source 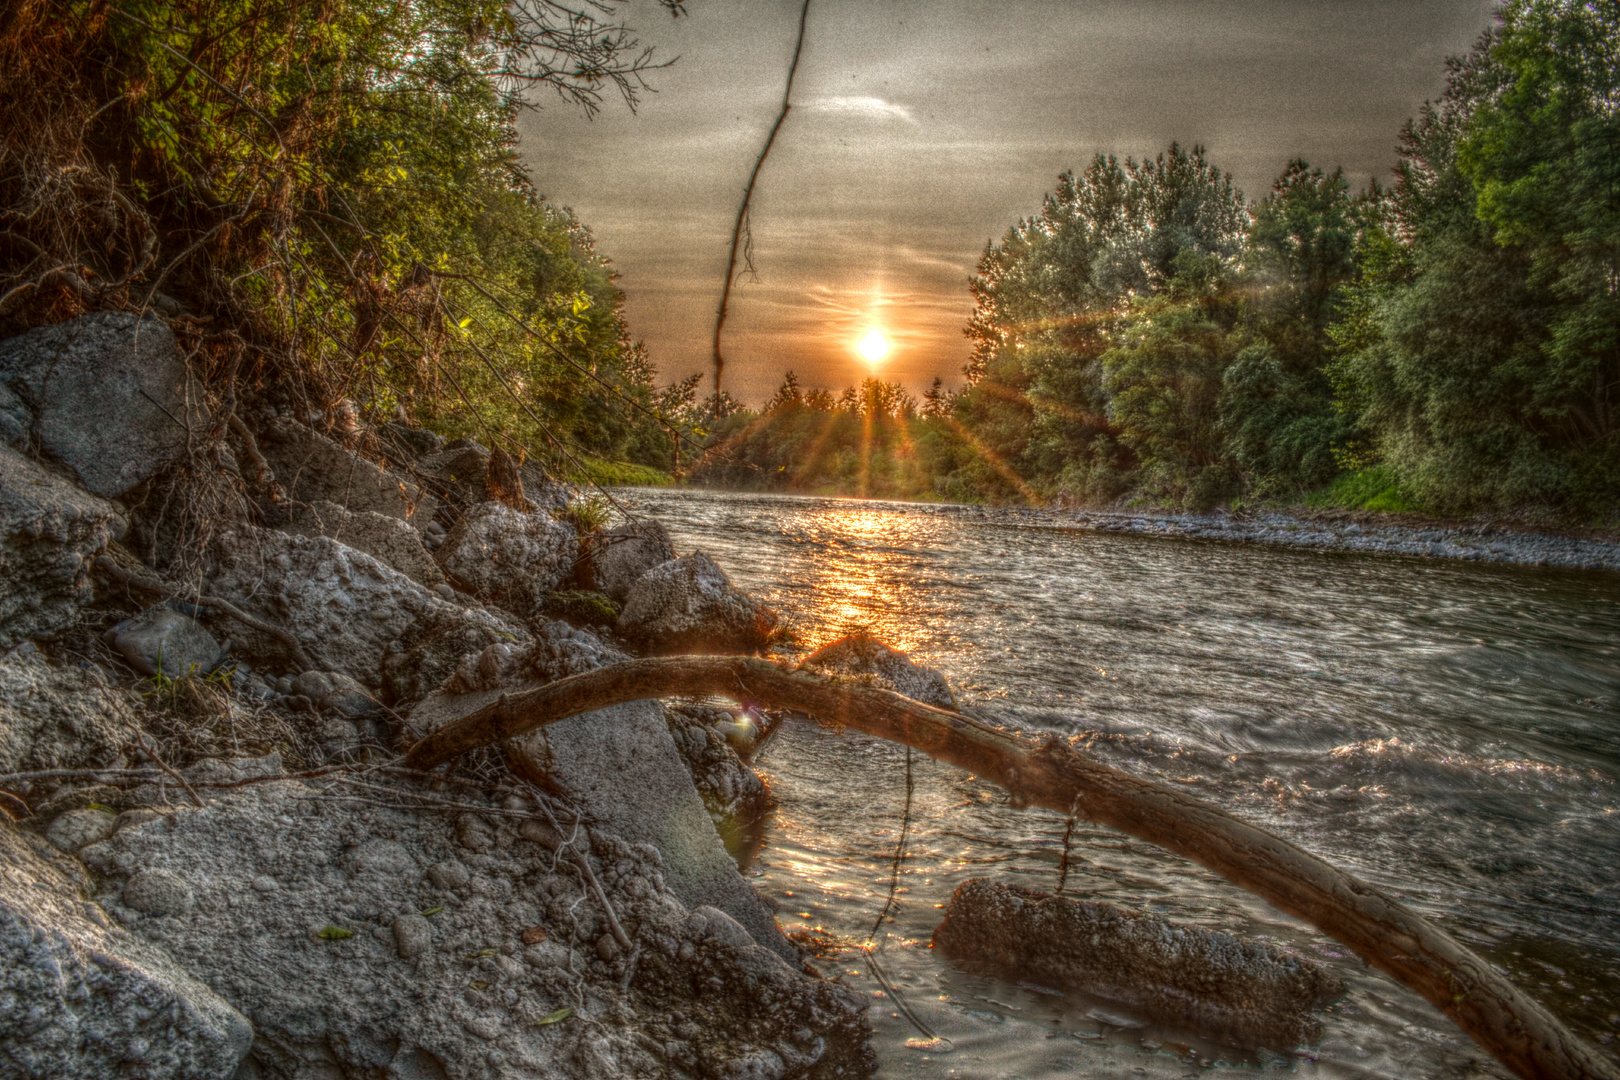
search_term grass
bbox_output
[570,458,675,488]
[1306,467,1416,514]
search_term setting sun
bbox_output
[857,329,889,363]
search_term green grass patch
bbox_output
[1307,467,1416,513]
[569,459,674,488]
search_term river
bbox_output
[613,487,1620,1079]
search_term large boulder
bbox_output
[75,775,872,1080]
[664,704,774,863]
[435,501,577,616]
[281,499,443,587]
[0,312,205,499]
[616,552,779,655]
[0,819,252,1079]
[585,518,676,603]
[256,417,432,522]
[0,445,124,647]
[933,879,1345,1049]
[802,633,956,709]
[206,527,526,688]
[0,646,142,775]
[418,440,572,514]
[408,622,795,960]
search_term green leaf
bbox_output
[318,925,353,940]
[535,1007,573,1027]
[466,948,498,959]
[422,905,445,917]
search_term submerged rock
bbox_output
[0,818,252,1079]
[616,552,779,655]
[0,312,205,499]
[932,878,1345,1049]
[75,774,871,1080]
[409,622,795,960]
[0,445,124,648]
[802,633,955,709]
[664,704,775,864]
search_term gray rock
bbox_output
[78,776,871,1080]
[281,500,443,587]
[665,704,774,861]
[0,646,142,774]
[418,444,573,513]
[380,619,520,706]
[409,622,796,960]
[616,552,780,655]
[0,819,251,1079]
[46,808,118,853]
[435,502,577,616]
[205,527,526,689]
[802,633,956,709]
[256,417,432,522]
[108,604,223,678]
[121,868,195,916]
[933,878,1345,1049]
[0,312,206,498]
[0,444,124,648]
[394,913,433,958]
[586,519,676,603]
[380,421,444,459]
[0,380,28,448]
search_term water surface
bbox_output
[616,488,1620,1078]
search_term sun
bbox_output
[858,329,889,363]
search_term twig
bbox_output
[712,0,811,393]
[136,734,205,807]
[94,555,317,673]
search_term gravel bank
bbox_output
[1040,507,1620,572]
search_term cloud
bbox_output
[802,96,916,123]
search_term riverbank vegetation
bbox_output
[679,1,1618,523]
[1,0,689,478]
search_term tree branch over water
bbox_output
[405,655,1620,1080]
[712,0,811,394]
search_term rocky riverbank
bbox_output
[0,311,872,1080]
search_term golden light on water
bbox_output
[857,329,889,364]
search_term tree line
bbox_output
[676,1,1618,520]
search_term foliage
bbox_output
[0,0,690,478]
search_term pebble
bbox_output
[393,913,433,959]
[121,869,195,916]
[427,858,471,890]
[47,808,118,852]
[251,876,279,893]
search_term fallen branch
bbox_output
[94,554,316,673]
[404,655,1619,1080]
[135,733,204,808]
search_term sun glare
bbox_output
[858,330,889,363]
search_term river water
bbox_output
[614,488,1620,1079]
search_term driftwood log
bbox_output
[403,656,1620,1080]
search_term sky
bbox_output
[517,0,1504,408]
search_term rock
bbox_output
[380,618,521,706]
[255,416,432,522]
[0,445,124,648]
[290,669,375,717]
[45,808,118,853]
[434,501,577,617]
[665,704,774,863]
[379,421,445,459]
[0,646,142,775]
[205,526,526,689]
[932,879,1345,1049]
[120,868,195,917]
[419,443,573,514]
[77,776,871,1080]
[393,913,433,958]
[107,603,223,678]
[616,552,780,655]
[0,380,28,448]
[0,312,205,499]
[281,500,443,587]
[409,622,796,960]
[0,819,252,1079]
[802,633,956,709]
[585,519,676,603]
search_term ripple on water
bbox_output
[617,488,1620,1077]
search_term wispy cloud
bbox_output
[802,96,916,123]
